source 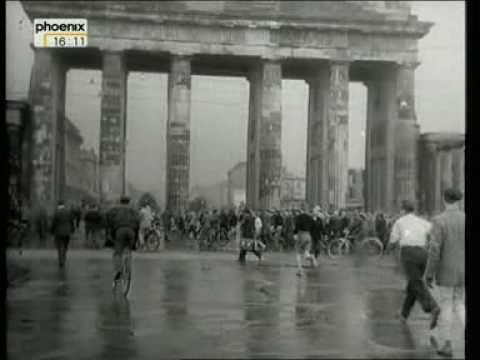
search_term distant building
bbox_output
[280,169,306,209]
[79,148,100,199]
[64,118,100,204]
[227,162,247,207]
[191,181,229,209]
[226,162,306,209]
[347,168,364,209]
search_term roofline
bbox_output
[21,2,433,38]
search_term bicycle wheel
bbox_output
[120,251,132,297]
[328,239,349,259]
[145,231,160,252]
[361,237,384,258]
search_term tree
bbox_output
[189,196,207,212]
[137,192,159,211]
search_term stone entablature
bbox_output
[23,1,431,64]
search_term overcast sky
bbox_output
[6,1,465,197]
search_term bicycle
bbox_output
[113,247,132,297]
[360,236,384,258]
[328,231,384,259]
[327,232,352,259]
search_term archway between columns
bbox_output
[190,75,249,209]
[347,82,367,210]
[282,79,309,209]
[65,69,102,205]
[125,72,167,208]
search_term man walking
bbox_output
[311,206,325,259]
[50,200,75,268]
[425,188,465,358]
[84,204,103,248]
[388,200,441,328]
[294,205,317,276]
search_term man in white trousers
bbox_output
[425,188,465,358]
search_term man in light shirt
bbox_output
[388,200,440,329]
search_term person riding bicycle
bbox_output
[106,196,140,285]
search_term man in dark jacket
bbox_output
[425,188,465,357]
[84,204,103,248]
[50,200,75,268]
[106,196,140,283]
[311,206,326,259]
[375,213,389,248]
[238,209,262,264]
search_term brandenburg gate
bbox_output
[22,1,432,213]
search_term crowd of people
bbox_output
[159,206,397,253]
[10,195,399,256]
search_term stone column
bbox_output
[365,65,400,213]
[455,147,465,210]
[440,149,453,194]
[305,67,329,208]
[326,61,350,209]
[422,141,440,216]
[452,147,465,195]
[246,60,282,210]
[433,150,443,214]
[393,62,419,211]
[246,66,261,209]
[364,81,374,212]
[6,104,24,206]
[258,60,282,209]
[28,48,67,211]
[166,55,191,211]
[99,51,127,204]
[305,79,314,206]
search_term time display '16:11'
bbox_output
[51,35,87,48]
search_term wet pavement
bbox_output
[7,249,464,359]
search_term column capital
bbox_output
[328,59,351,67]
[170,53,193,61]
[102,50,126,57]
[260,53,283,62]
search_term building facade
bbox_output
[347,168,364,209]
[63,118,101,203]
[227,162,247,207]
[280,175,306,209]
